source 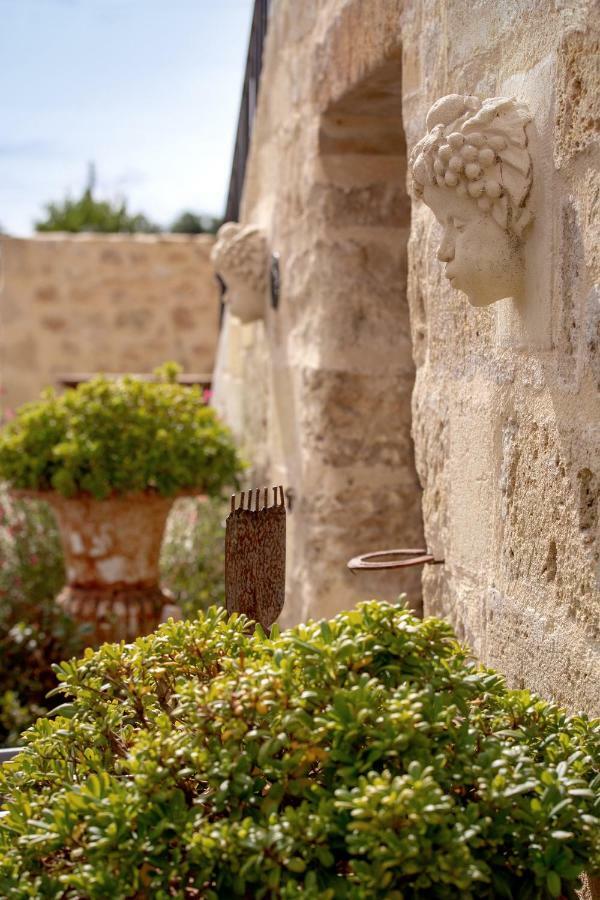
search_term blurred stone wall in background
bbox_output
[0,233,219,410]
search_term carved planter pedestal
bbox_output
[19,492,183,646]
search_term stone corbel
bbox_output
[410,94,535,308]
[211,222,271,324]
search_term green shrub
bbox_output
[160,495,226,618]
[0,365,241,499]
[1,601,598,898]
[0,491,82,747]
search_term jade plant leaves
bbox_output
[0,364,242,499]
[0,600,598,898]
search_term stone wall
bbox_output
[400,0,599,719]
[0,234,220,411]
[213,0,424,626]
[214,0,599,724]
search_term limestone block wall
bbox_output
[215,0,599,723]
[0,234,219,411]
[213,0,424,625]
[400,0,599,716]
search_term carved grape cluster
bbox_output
[410,95,534,236]
[432,130,506,212]
[211,223,269,294]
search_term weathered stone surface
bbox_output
[58,583,168,646]
[42,492,175,588]
[400,0,600,724]
[214,0,599,736]
[0,234,219,411]
[555,18,600,168]
[32,491,182,646]
[211,1,599,893]
[213,0,424,625]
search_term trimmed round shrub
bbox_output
[0,364,241,499]
[0,601,598,898]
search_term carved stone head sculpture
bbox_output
[211,222,270,323]
[410,95,534,306]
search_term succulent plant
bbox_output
[0,364,241,500]
[1,600,598,898]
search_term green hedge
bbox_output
[0,601,598,898]
[0,364,241,499]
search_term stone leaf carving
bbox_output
[410,94,534,307]
[211,222,270,323]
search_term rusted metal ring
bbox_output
[347,548,444,571]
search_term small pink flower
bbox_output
[203,388,212,404]
[29,555,39,566]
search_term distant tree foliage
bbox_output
[170,210,222,234]
[34,165,221,235]
[35,164,161,234]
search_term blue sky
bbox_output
[0,0,254,234]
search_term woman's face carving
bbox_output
[423,184,524,307]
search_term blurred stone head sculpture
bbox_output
[410,94,534,307]
[211,222,270,323]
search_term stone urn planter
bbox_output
[0,366,242,647]
[16,490,186,645]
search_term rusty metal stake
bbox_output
[225,486,286,630]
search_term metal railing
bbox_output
[224,0,271,222]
